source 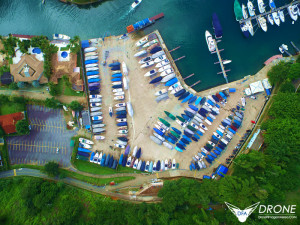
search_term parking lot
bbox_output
[7,105,76,167]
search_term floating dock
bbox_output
[126,13,164,33]
[213,40,229,83]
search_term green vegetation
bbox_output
[57,75,84,96]
[45,97,62,108]
[0,143,10,171]
[44,162,60,177]
[68,100,83,111]
[0,34,18,57]
[0,65,10,76]
[0,95,26,115]
[8,82,18,90]
[15,120,29,135]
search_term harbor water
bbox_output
[0,0,299,91]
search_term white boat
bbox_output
[86,63,98,68]
[113,88,123,93]
[126,156,132,167]
[163,142,173,150]
[161,73,175,83]
[168,82,180,91]
[154,55,166,63]
[161,160,165,171]
[155,89,168,96]
[84,47,97,53]
[154,133,165,141]
[85,56,98,60]
[170,85,183,94]
[119,130,128,134]
[122,62,128,76]
[223,60,232,64]
[132,146,138,157]
[89,98,101,103]
[79,138,94,145]
[144,69,157,77]
[145,161,150,172]
[172,159,176,169]
[134,50,147,57]
[133,159,139,169]
[87,75,99,79]
[117,118,127,122]
[258,16,267,32]
[160,68,174,77]
[242,4,248,19]
[139,56,152,64]
[155,124,166,133]
[246,20,254,36]
[112,70,121,74]
[92,116,103,121]
[157,121,169,130]
[86,67,98,72]
[115,144,126,149]
[85,52,98,57]
[112,81,122,85]
[151,50,164,59]
[92,124,105,128]
[143,39,158,48]
[247,0,255,17]
[279,44,288,54]
[257,0,266,14]
[123,77,128,90]
[131,0,142,9]
[127,102,134,117]
[205,31,216,52]
[288,5,298,21]
[114,96,125,100]
[267,14,274,25]
[115,103,126,107]
[272,11,280,26]
[94,135,105,140]
[53,34,70,40]
[90,94,102,99]
[278,10,285,23]
[158,64,171,73]
[155,59,170,68]
[137,160,142,170]
[141,61,154,68]
[90,103,101,107]
[114,92,125,96]
[115,107,126,112]
[136,37,148,47]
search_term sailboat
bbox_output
[269,0,276,10]
[242,4,248,19]
[205,31,216,52]
[246,20,254,36]
[234,0,243,21]
[257,0,266,14]
[272,11,280,26]
[247,0,255,17]
[258,16,267,32]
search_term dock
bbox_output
[238,1,300,24]
[190,80,201,88]
[290,41,300,54]
[213,39,229,84]
[183,73,195,80]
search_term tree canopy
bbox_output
[68,100,83,111]
[44,162,60,177]
[15,120,29,135]
[267,62,290,85]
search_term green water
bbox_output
[0,0,299,91]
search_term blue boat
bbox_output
[176,143,185,151]
[140,161,146,171]
[150,76,162,84]
[218,144,225,150]
[194,134,200,139]
[112,74,122,78]
[116,114,126,119]
[228,127,236,134]
[207,116,213,122]
[207,99,215,106]
[200,97,206,105]
[116,110,127,115]
[181,94,193,103]
[156,160,161,171]
[219,92,227,99]
[184,110,194,118]
[150,46,162,54]
[119,154,124,165]
[174,89,186,97]
[188,96,197,104]
[88,78,101,83]
[191,162,196,170]
[206,157,212,164]
[149,161,153,172]
[101,153,106,166]
[216,130,223,136]
[191,136,198,142]
[178,92,190,100]
[111,65,121,71]
[194,97,202,106]
[108,155,114,168]
[166,136,176,144]
[184,131,193,137]
[207,155,214,161]
[112,77,122,82]
[182,135,192,142]
[167,134,178,142]
[153,128,164,136]
[108,62,121,67]
[181,114,191,121]
[112,159,118,169]
[77,151,89,157]
[87,71,99,75]
[165,77,178,86]
[210,152,217,158]
[212,135,219,141]
[112,85,123,89]
[85,59,98,64]
[105,154,110,166]
[179,140,186,147]
[212,13,223,39]
[214,150,220,155]
[77,147,92,153]
[117,122,128,126]
[212,95,219,102]
[136,148,142,159]
[189,164,193,171]
[201,152,206,157]
[189,105,198,111]
[172,127,182,135]
[175,146,183,152]
[180,138,189,145]
[122,155,128,167]
[216,146,223,152]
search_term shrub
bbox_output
[17,81,25,89]
[15,120,29,135]
[32,80,40,88]
[8,82,18,90]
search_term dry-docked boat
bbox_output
[155,89,168,96]
[154,55,166,63]
[170,85,183,94]
[161,73,176,83]
[122,62,128,76]
[144,69,157,76]
[143,39,158,48]
[134,50,147,57]
[160,68,174,77]
[115,103,126,107]
[151,50,164,59]
[141,61,154,68]
[155,59,170,68]
[158,64,171,72]
[85,52,98,57]
[114,96,125,100]
[86,63,98,68]
[136,37,148,47]
[139,56,152,64]
[84,47,97,53]
[113,88,123,93]
[114,91,125,96]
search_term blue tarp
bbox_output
[216,165,228,177]
[203,175,211,179]
[212,13,223,39]
[85,60,98,65]
[87,71,99,76]
[265,89,271,96]
[81,40,90,49]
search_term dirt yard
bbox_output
[87,31,270,172]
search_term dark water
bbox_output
[0,0,299,91]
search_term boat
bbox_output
[133,159,139,169]
[269,0,276,10]
[163,141,173,150]
[155,89,168,96]
[136,36,148,47]
[126,156,132,167]
[141,61,154,68]
[247,0,255,17]
[240,22,250,38]
[161,160,165,171]
[131,0,142,10]
[258,16,267,32]
[279,44,288,54]
[288,5,298,21]
[149,76,162,84]
[151,50,164,59]
[84,47,97,53]
[111,77,122,82]
[168,82,180,91]
[182,94,193,103]
[158,117,171,127]
[85,52,98,57]
[223,60,232,64]
[246,20,254,36]
[147,43,159,52]
[150,135,163,145]
[94,135,105,140]
[234,0,243,21]
[257,0,266,14]
[113,88,123,93]
[154,55,166,63]
[134,50,147,57]
[298,4,300,16]
[272,11,280,26]
[114,91,125,96]
[144,69,157,77]
[158,64,171,73]
[119,130,128,134]
[79,138,94,145]
[92,124,105,128]
[139,56,152,64]
[85,55,98,61]
[127,102,134,117]
[86,63,98,68]
[161,73,175,83]
[165,77,178,87]
[53,34,70,40]
[242,4,248,19]
[205,31,216,52]
[114,96,125,100]
[157,121,169,130]
[267,14,274,25]
[112,73,122,78]
[171,85,183,95]
[112,82,122,86]
[143,39,158,48]
[278,10,285,23]
[155,59,170,68]
[211,13,223,39]
[136,148,142,159]
[160,68,174,77]
[154,132,165,141]
[122,62,128,76]
[164,111,176,120]
[108,62,121,67]
[114,144,126,148]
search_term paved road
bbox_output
[0,168,160,202]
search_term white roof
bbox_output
[249,81,264,94]
[262,78,272,89]
[244,88,252,96]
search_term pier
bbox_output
[190,80,201,88]
[238,1,300,24]
[169,46,181,53]
[183,73,195,80]
[290,41,300,54]
[174,56,186,62]
[213,39,229,84]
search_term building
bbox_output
[0,112,25,134]
[10,54,48,84]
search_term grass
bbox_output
[0,143,10,171]
[0,102,25,115]
[56,78,84,97]
[60,46,69,51]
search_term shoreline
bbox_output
[59,0,104,5]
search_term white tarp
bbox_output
[244,88,252,96]
[249,81,264,94]
[262,78,272,89]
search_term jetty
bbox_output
[238,1,300,24]
[169,46,181,53]
[183,73,195,80]
[190,80,201,88]
[174,56,186,62]
[290,41,300,54]
[213,39,229,83]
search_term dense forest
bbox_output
[0,59,299,224]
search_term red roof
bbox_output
[0,112,24,134]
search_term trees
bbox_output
[17,81,25,89]
[15,120,29,134]
[0,125,5,137]
[44,162,60,177]
[8,82,18,90]
[45,97,61,108]
[68,100,83,111]
[49,82,59,96]
[32,80,40,88]
[68,35,81,54]
[267,62,290,85]
[288,62,300,80]
[279,81,295,93]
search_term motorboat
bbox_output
[141,61,154,68]
[205,31,216,52]
[136,37,148,47]
[151,50,165,59]
[114,91,125,96]
[223,60,232,64]
[278,10,285,23]
[155,89,168,96]
[90,103,101,107]
[85,52,98,57]
[144,69,157,77]
[122,62,128,76]
[134,50,147,57]
[160,68,174,77]
[247,0,255,17]
[240,22,250,38]
[131,0,142,10]
[115,103,126,107]
[272,11,280,26]
[154,55,166,63]
[269,0,276,10]
[246,20,254,36]
[155,59,170,68]
[279,44,288,54]
[79,138,94,145]
[257,0,266,14]
[158,64,171,73]
[288,5,298,21]
[53,34,70,40]
[143,39,158,48]
[242,4,248,19]
[139,56,152,64]
[114,96,125,100]
[84,47,97,53]
[113,88,123,93]
[267,14,274,25]
[90,94,102,99]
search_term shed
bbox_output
[262,78,272,96]
[81,40,90,49]
[215,164,228,177]
[0,72,13,85]
[249,81,264,94]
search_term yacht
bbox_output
[247,0,255,17]
[53,34,70,41]
[131,0,142,9]
[246,20,254,36]
[257,0,266,14]
[288,5,298,21]
[240,22,250,38]
[272,11,280,26]
[278,10,285,23]
[279,44,288,54]
[258,16,267,32]
[267,14,274,25]
[242,4,248,19]
[269,0,276,10]
[205,31,216,52]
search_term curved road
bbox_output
[0,168,160,202]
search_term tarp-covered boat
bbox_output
[212,13,223,39]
